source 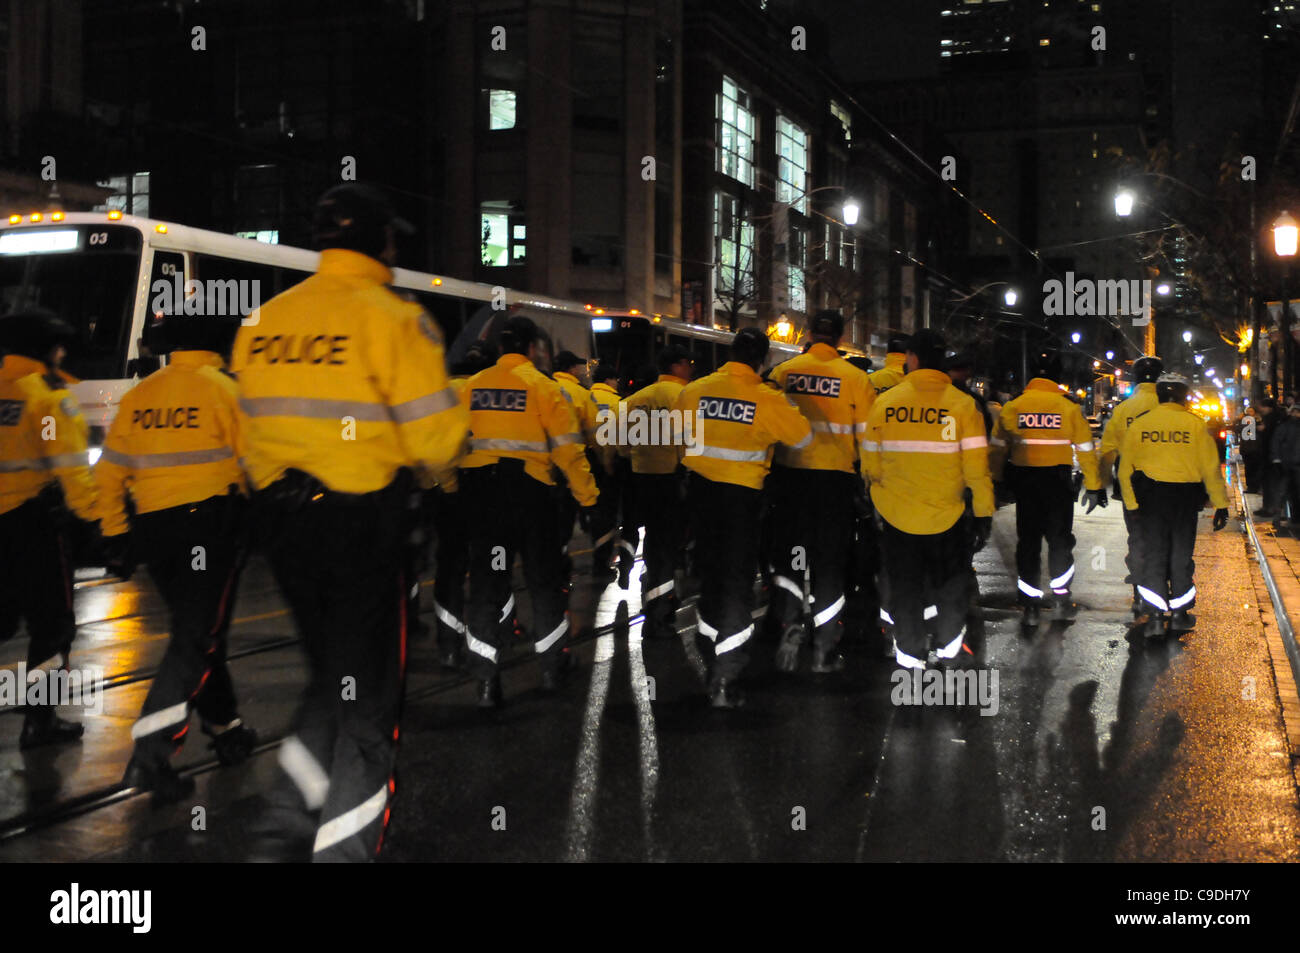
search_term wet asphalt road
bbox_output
[1,499,1297,862]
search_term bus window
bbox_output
[0,224,141,380]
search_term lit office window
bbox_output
[775,116,809,213]
[718,76,756,188]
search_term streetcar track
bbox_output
[0,565,668,843]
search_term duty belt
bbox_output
[260,467,413,511]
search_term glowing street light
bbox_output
[1194,354,1204,365]
[1182,330,1192,343]
[1274,210,1298,258]
[1156,283,1171,296]
[1071,332,1081,344]
[842,201,860,227]
[1105,350,1114,360]
[1114,189,1135,218]
[1003,288,1018,307]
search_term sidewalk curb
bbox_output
[1232,462,1300,767]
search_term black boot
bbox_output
[1021,605,1041,627]
[1051,598,1079,621]
[1144,614,1168,639]
[708,678,746,709]
[477,674,502,709]
[810,647,846,674]
[20,709,84,751]
[205,720,259,766]
[1169,609,1197,632]
[123,757,195,805]
[540,649,578,692]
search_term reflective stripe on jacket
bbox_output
[862,368,994,535]
[94,350,248,536]
[230,248,468,494]
[618,374,688,475]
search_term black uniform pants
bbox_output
[765,467,855,652]
[1122,504,1144,597]
[628,470,684,632]
[462,462,568,678]
[590,456,621,578]
[1132,474,1203,613]
[688,473,759,684]
[0,498,76,671]
[1008,464,1076,605]
[261,481,407,863]
[130,497,243,767]
[878,518,969,664]
[432,487,469,652]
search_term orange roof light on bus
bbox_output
[51,211,64,221]
[595,308,605,315]
[629,309,639,315]
[155,224,168,233]
[585,304,594,311]
[7,214,19,224]
[29,213,41,222]
[107,210,123,220]
[432,277,442,286]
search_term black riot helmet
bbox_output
[0,308,74,362]
[1132,355,1164,383]
[155,313,241,356]
[1156,371,1191,406]
[311,183,414,259]
[809,309,845,342]
[1032,352,1063,383]
[886,334,910,355]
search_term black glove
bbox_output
[1082,487,1108,514]
[972,516,992,553]
[1213,507,1229,531]
[578,505,598,533]
[101,532,137,582]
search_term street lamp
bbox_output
[1156,283,1171,296]
[1003,288,1018,308]
[1071,332,1081,344]
[1105,350,1114,360]
[1182,330,1192,343]
[1195,354,1204,365]
[1274,210,1298,258]
[842,201,860,227]
[1114,189,1135,218]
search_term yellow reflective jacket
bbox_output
[0,354,97,519]
[460,354,598,506]
[862,368,994,535]
[589,381,623,473]
[1098,382,1159,484]
[673,361,812,491]
[616,374,689,475]
[94,350,248,537]
[230,248,468,495]
[990,378,1100,489]
[771,343,876,473]
[554,371,597,442]
[1118,402,1228,510]
[869,352,906,393]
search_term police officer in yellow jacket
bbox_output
[862,329,994,669]
[0,310,98,749]
[96,313,256,802]
[588,363,625,584]
[618,344,693,638]
[1119,372,1229,637]
[868,335,909,394]
[767,310,876,674]
[460,316,598,707]
[432,341,498,670]
[1098,356,1163,617]
[231,184,469,862]
[673,328,811,707]
[991,356,1103,626]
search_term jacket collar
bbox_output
[317,248,394,285]
[168,350,224,369]
[0,354,48,381]
[1026,377,1060,394]
[592,382,620,396]
[555,371,583,386]
[1136,382,1158,393]
[658,374,688,385]
[497,353,531,371]
[903,368,952,391]
[885,352,906,370]
[808,342,839,360]
[720,361,761,383]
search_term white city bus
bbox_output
[0,209,800,452]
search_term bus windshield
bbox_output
[0,225,142,380]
